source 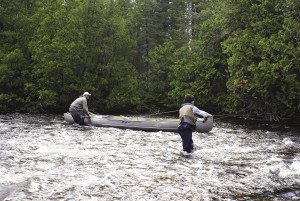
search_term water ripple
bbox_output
[0,114,299,200]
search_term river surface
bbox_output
[0,114,299,201]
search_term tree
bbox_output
[30,0,139,113]
[81,0,139,112]
[222,0,300,120]
[29,0,86,112]
[0,0,37,112]
[168,0,229,111]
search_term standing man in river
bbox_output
[178,94,212,157]
[69,92,92,125]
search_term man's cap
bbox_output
[83,92,91,96]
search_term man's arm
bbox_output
[82,99,90,116]
[193,106,213,122]
[192,106,211,117]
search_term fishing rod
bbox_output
[145,110,179,117]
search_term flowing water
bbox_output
[0,114,299,201]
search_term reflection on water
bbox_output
[0,114,299,200]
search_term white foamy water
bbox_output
[0,114,299,200]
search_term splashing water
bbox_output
[0,114,299,200]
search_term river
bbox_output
[0,114,299,200]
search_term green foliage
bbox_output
[80,0,139,112]
[28,0,139,113]
[0,0,298,122]
[0,0,36,112]
[37,90,58,109]
[132,0,187,71]
[139,42,177,110]
[222,0,300,120]
[169,45,227,111]
[105,62,140,112]
[0,93,23,112]
[168,0,229,111]
[29,0,85,112]
[133,0,190,112]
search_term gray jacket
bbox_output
[70,96,89,115]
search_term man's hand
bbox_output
[203,114,213,123]
[88,111,96,116]
[85,112,91,118]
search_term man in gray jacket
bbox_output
[69,92,92,125]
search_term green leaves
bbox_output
[221,0,300,120]
[27,0,140,113]
[0,0,298,121]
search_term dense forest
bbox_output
[0,0,299,123]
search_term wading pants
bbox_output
[69,107,84,125]
[178,122,194,153]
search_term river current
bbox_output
[0,114,299,200]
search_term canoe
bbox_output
[63,113,213,133]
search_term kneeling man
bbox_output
[69,92,91,125]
